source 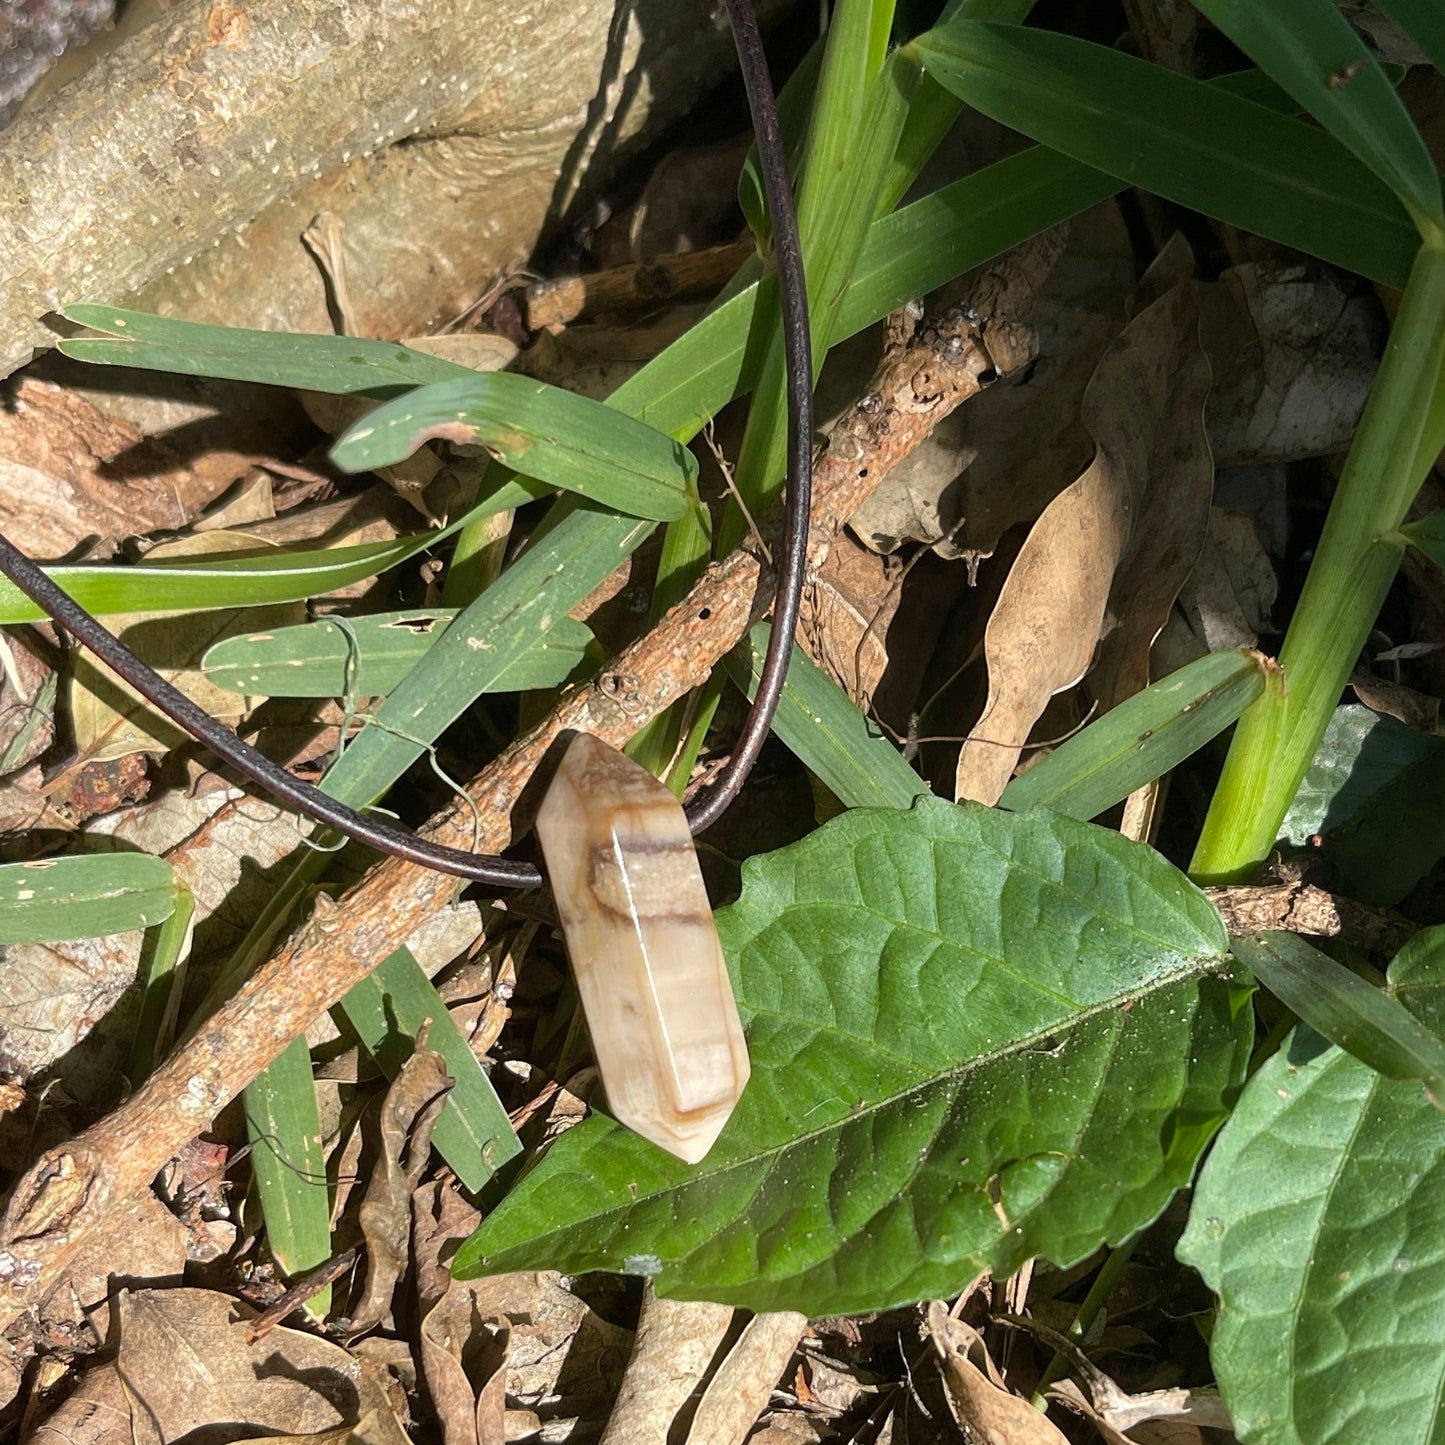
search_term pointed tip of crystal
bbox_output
[618,1077,748,1164]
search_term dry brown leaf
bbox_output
[0,929,142,1085]
[957,273,1211,803]
[927,1302,1069,1445]
[0,378,229,558]
[411,1181,630,1441]
[1088,272,1213,709]
[1158,509,1278,680]
[1349,671,1443,732]
[687,1311,808,1445]
[0,629,55,776]
[69,531,305,762]
[1201,260,1384,467]
[600,1287,733,1445]
[851,203,1135,562]
[99,1287,406,1443]
[347,1043,454,1333]
[1048,1375,1231,1441]
[804,538,904,709]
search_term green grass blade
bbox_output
[61,306,472,392]
[730,34,919,531]
[1233,932,1445,1105]
[999,649,1272,822]
[725,623,929,810]
[912,20,1419,285]
[202,610,592,698]
[244,1036,331,1312]
[338,946,522,1192]
[1191,0,1443,235]
[0,534,450,625]
[317,507,651,811]
[129,884,196,1084]
[1390,509,1445,565]
[331,373,696,522]
[0,853,179,943]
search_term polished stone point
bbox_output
[535,732,750,1163]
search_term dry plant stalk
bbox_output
[0,235,1060,1330]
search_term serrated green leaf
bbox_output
[1191,0,1443,233]
[725,622,929,810]
[0,854,179,943]
[1233,932,1445,1105]
[331,373,696,523]
[911,21,1419,285]
[455,798,1247,1316]
[1000,649,1271,821]
[1280,703,1445,907]
[338,947,521,1192]
[244,1035,331,1312]
[1180,944,1445,1445]
[61,306,473,391]
[202,610,592,698]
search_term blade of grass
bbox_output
[1233,932,1445,1106]
[1192,241,1445,882]
[998,649,1273,822]
[728,14,917,540]
[725,623,929,810]
[0,533,459,625]
[243,1036,331,1314]
[911,20,1419,285]
[337,947,521,1192]
[0,853,179,943]
[129,885,196,1084]
[331,372,697,523]
[1190,0,1443,236]
[201,610,592,698]
[61,307,473,391]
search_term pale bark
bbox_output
[0,0,763,374]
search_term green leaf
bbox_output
[0,853,179,943]
[1373,0,1445,74]
[202,609,592,698]
[331,373,697,523]
[1190,0,1443,233]
[1392,508,1445,566]
[1179,944,1445,1445]
[61,306,473,391]
[1279,703,1445,907]
[130,883,195,1084]
[1233,932,1445,1105]
[338,947,521,1192]
[912,21,1419,285]
[0,533,450,625]
[316,506,652,812]
[455,798,1247,1316]
[1000,649,1272,821]
[244,1035,331,1310]
[725,623,929,810]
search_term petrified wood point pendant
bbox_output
[535,733,750,1163]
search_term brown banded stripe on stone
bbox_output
[535,732,750,1163]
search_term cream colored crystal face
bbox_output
[535,732,750,1163]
